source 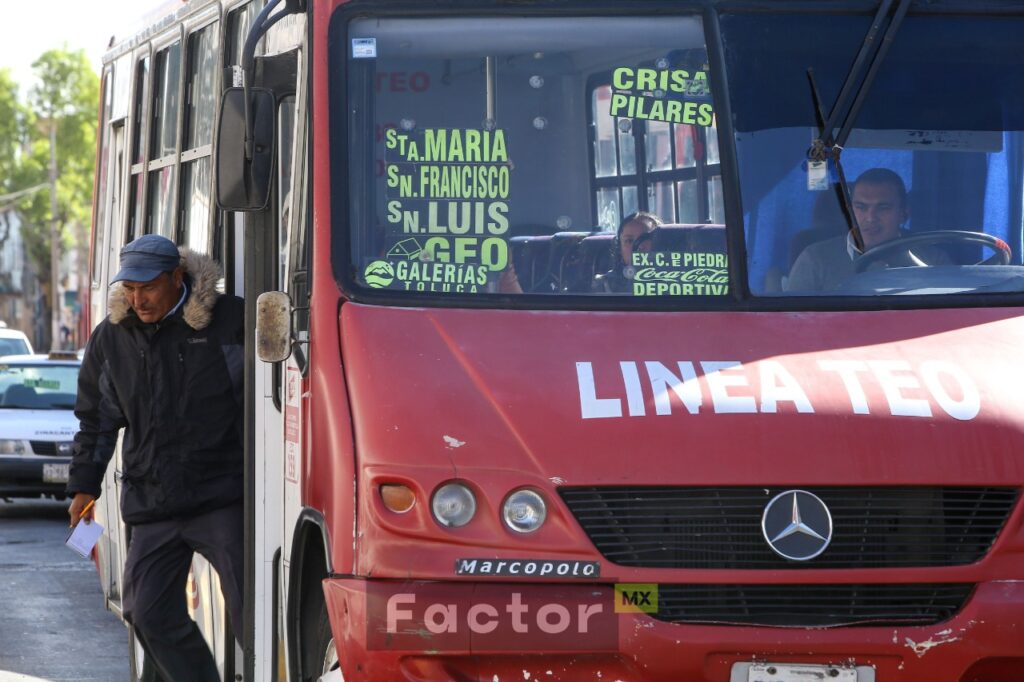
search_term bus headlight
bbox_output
[0,439,27,455]
[431,482,476,528]
[503,489,547,533]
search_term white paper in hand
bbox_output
[66,519,104,558]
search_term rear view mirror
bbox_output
[216,87,276,211]
[256,291,292,363]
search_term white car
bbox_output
[0,353,79,499]
[0,327,34,357]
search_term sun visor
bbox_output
[721,12,1024,134]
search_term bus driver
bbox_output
[785,168,948,292]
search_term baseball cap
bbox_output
[110,234,181,284]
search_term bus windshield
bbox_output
[343,16,729,300]
[724,11,1024,298]
[341,10,1024,304]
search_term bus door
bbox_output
[276,84,310,682]
[91,122,128,323]
[242,41,304,682]
[94,118,129,614]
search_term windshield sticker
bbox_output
[386,128,507,164]
[576,360,981,421]
[364,127,514,293]
[387,163,509,201]
[609,67,714,126]
[364,236,493,293]
[631,251,729,296]
[24,378,61,390]
[807,160,829,191]
[351,38,377,59]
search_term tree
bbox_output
[0,69,22,177]
[14,48,98,348]
[0,69,28,295]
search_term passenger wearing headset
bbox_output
[592,211,663,293]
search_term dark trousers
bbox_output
[122,503,244,682]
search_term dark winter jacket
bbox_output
[67,249,244,524]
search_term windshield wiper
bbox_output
[807,0,912,252]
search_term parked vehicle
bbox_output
[0,353,80,500]
[0,326,35,357]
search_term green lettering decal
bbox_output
[379,128,515,293]
[607,66,715,127]
[364,233,510,293]
[697,104,714,127]
[388,128,508,163]
[386,238,423,261]
[609,93,714,126]
[421,237,508,272]
[24,378,61,390]
[425,129,446,161]
[632,252,729,297]
[612,67,633,90]
[410,164,510,201]
[363,260,395,288]
[401,259,488,293]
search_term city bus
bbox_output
[88,0,1024,680]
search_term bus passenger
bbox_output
[67,235,245,682]
[785,168,948,292]
[497,261,524,293]
[593,211,663,293]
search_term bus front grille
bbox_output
[559,486,1018,569]
[652,583,974,627]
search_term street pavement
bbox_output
[0,498,129,682]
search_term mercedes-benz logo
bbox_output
[761,490,833,561]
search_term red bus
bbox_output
[90,0,1024,680]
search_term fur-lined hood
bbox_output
[108,248,222,330]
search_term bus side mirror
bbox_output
[216,87,276,211]
[256,291,292,363]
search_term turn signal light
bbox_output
[380,484,416,513]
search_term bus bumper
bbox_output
[323,578,1024,681]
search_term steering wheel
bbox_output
[853,230,1011,272]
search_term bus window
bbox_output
[181,22,219,253]
[708,173,724,224]
[722,12,1024,298]
[148,41,181,239]
[278,96,297,289]
[226,0,266,69]
[651,180,676,223]
[128,56,150,240]
[342,16,727,300]
[92,69,113,289]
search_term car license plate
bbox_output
[43,463,69,483]
[730,662,872,682]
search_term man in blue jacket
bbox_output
[67,234,244,682]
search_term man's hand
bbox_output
[68,492,96,528]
